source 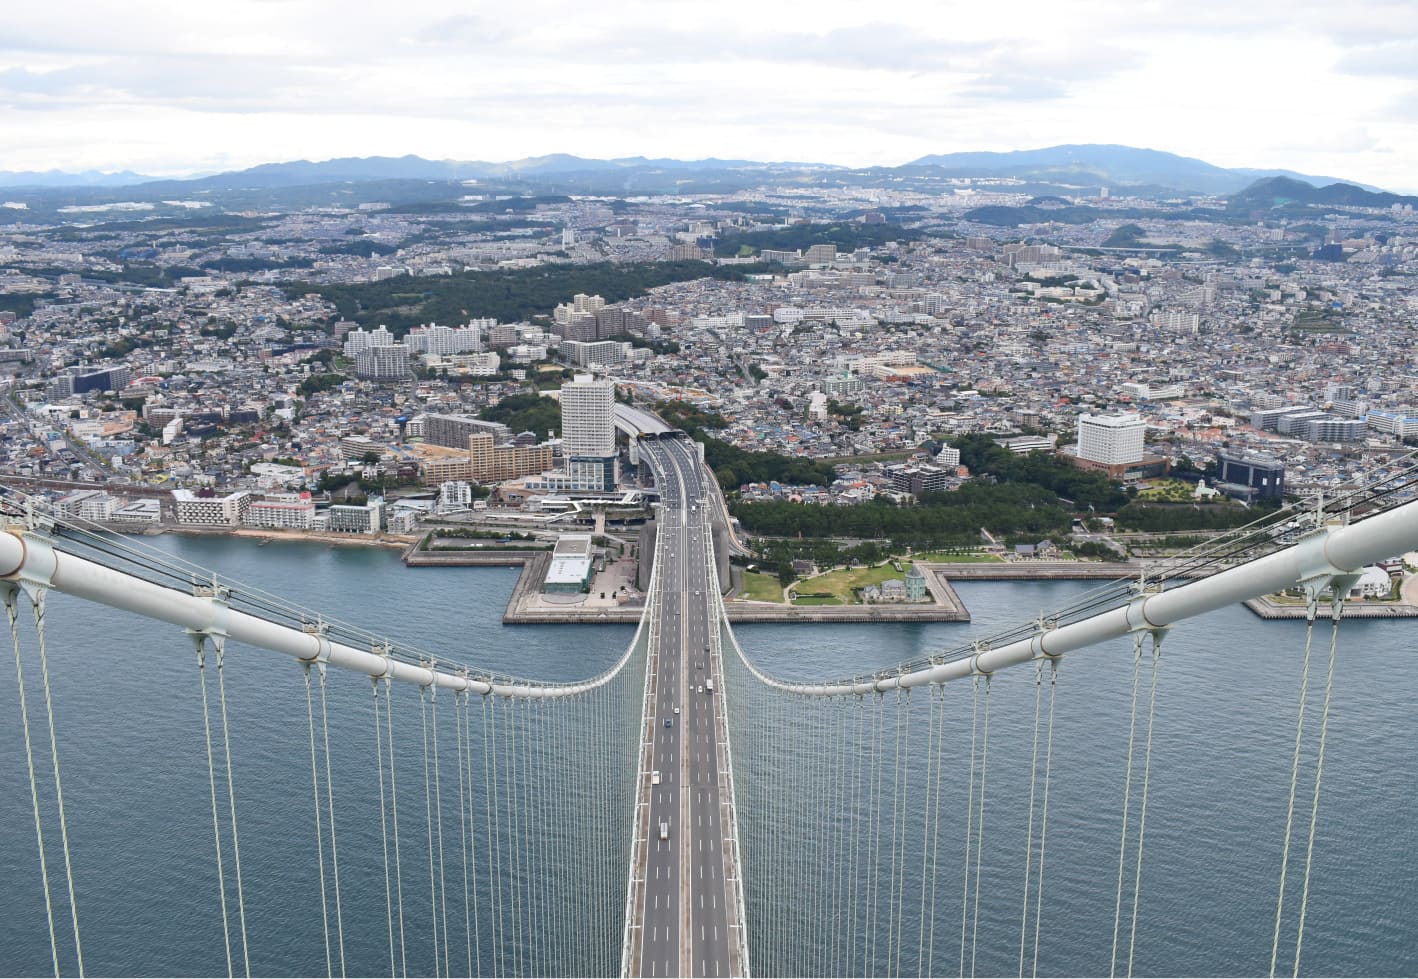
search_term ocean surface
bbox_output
[1,534,1414,977]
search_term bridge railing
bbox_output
[723,485,1418,697]
[0,494,639,700]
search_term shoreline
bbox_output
[128,523,419,551]
[107,528,1418,624]
[1243,594,1418,619]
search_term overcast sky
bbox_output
[4,0,1417,191]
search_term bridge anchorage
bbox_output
[3,438,1418,977]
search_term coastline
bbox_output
[107,527,1418,623]
[150,523,417,551]
[1243,594,1418,619]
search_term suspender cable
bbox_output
[918,684,940,977]
[887,691,908,977]
[960,674,980,979]
[430,689,451,979]
[518,699,532,976]
[1032,660,1060,979]
[418,684,440,978]
[521,701,537,978]
[195,637,234,977]
[928,684,947,978]
[1127,636,1164,978]
[482,695,502,977]
[28,590,84,978]
[501,696,522,976]
[5,587,61,979]
[1271,598,1320,978]
[970,674,993,979]
[317,666,347,978]
[372,680,396,978]
[385,679,408,978]
[847,695,864,975]
[454,694,472,979]
[303,664,333,978]
[214,640,250,978]
[1293,607,1345,977]
[1112,634,1145,979]
[462,694,482,978]
[1019,660,1045,978]
[828,698,839,970]
[867,694,885,977]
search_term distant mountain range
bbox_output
[1230,175,1417,208]
[0,168,159,188]
[905,144,1379,196]
[0,144,1394,201]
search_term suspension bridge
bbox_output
[3,420,1418,978]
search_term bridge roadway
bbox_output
[628,434,742,978]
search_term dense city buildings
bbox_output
[3,161,1418,537]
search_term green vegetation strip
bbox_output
[739,572,785,603]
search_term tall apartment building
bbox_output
[48,364,134,397]
[327,498,384,534]
[1367,409,1418,439]
[759,248,802,265]
[561,339,630,368]
[438,481,473,513]
[245,492,316,530]
[468,434,554,483]
[1150,310,1201,333]
[561,375,617,491]
[404,323,485,355]
[822,372,866,398]
[552,294,606,323]
[1077,412,1146,466]
[354,344,411,381]
[339,434,385,461]
[53,490,118,521]
[422,414,511,450]
[342,325,396,357]
[172,489,252,527]
[887,463,952,496]
[561,376,615,457]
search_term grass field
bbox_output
[1136,478,1199,502]
[791,561,921,605]
[913,551,1002,563]
[740,571,785,603]
[791,594,844,606]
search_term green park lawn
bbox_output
[740,571,786,603]
[912,551,1002,563]
[1136,479,1199,502]
[791,561,923,605]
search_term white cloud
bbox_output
[0,0,1414,192]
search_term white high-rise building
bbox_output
[438,481,473,513]
[355,344,411,381]
[560,375,617,491]
[342,325,396,358]
[1077,412,1146,466]
[560,375,616,457]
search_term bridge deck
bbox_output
[624,435,746,978]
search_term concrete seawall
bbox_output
[1244,595,1418,619]
[404,547,548,567]
[933,560,1144,580]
